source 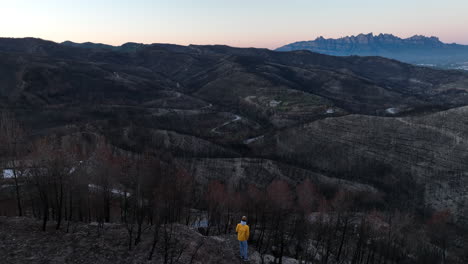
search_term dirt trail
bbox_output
[396,118,465,144]
[211,115,242,134]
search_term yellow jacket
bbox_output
[236,223,250,241]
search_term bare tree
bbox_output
[267,179,293,264]
[427,209,452,264]
[0,111,26,217]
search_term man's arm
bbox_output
[236,224,239,233]
[246,226,250,240]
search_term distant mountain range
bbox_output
[61,40,145,52]
[276,33,468,70]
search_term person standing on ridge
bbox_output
[236,216,250,261]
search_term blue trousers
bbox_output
[239,240,248,259]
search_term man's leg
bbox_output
[240,241,248,260]
[239,241,244,259]
[244,241,249,260]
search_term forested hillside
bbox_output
[1,37,468,263]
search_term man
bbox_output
[236,216,250,261]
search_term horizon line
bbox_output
[2,32,468,50]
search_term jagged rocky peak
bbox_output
[276,33,468,66]
[311,33,441,44]
[406,34,442,44]
[314,33,376,43]
[355,32,375,43]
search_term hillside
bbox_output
[0,217,244,264]
[1,37,468,263]
[1,36,468,213]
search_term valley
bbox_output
[1,37,468,263]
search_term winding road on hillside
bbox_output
[211,115,242,134]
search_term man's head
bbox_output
[242,216,247,222]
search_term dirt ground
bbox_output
[0,217,246,264]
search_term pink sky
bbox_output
[1,0,467,49]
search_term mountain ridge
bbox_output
[276,33,468,69]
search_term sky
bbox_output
[1,0,467,49]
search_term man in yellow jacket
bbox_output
[236,216,250,261]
